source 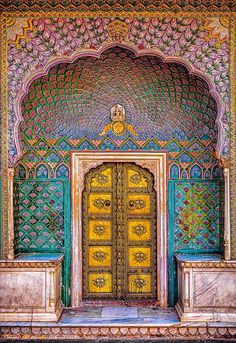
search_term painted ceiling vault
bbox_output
[20,47,217,142]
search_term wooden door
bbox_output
[82,162,157,300]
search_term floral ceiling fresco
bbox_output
[8,16,229,162]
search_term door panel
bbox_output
[128,220,151,241]
[83,162,157,300]
[89,273,112,293]
[89,220,111,241]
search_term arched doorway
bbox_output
[82,162,157,301]
[71,151,167,307]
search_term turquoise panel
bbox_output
[13,178,71,306]
[168,179,224,307]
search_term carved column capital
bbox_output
[220,157,230,169]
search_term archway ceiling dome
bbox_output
[20,47,217,141]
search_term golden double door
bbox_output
[82,162,157,300]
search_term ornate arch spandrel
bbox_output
[14,42,225,161]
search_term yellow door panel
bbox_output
[83,162,157,300]
[128,274,151,293]
[127,194,150,215]
[89,273,112,293]
[128,220,151,241]
[89,246,111,267]
[128,247,151,267]
[91,168,112,188]
[127,169,148,188]
[88,193,112,214]
[89,220,111,240]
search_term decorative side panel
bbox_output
[173,181,223,252]
[168,179,224,307]
[13,180,65,252]
[0,270,45,309]
[13,178,71,306]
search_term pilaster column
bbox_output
[223,168,231,260]
[7,168,14,260]
[230,17,236,259]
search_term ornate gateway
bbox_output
[82,162,157,300]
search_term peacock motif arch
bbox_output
[17,45,222,165]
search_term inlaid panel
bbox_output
[89,220,111,241]
[128,220,151,241]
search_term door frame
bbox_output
[71,151,168,307]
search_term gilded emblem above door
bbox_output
[99,104,138,136]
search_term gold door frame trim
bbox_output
[71,151,168,307]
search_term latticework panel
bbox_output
[172,180,223,252]
[14,180,65,252]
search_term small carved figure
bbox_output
[99,104,138,137]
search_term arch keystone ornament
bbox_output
[99,104,138,137]
[71,151,167,307]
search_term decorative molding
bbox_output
[0,260,62,268]
[0,15,9,259]
[135,161,158,191]
[71,151,167,307]
[7,168,14,260]
[1,324,236,340]
[0,1,236,13]
[230,17,236,259]
[178,261,236,269]
[224,168,231,260]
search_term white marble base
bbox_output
[101,307,138,318]
[0,254,64,322]
[176,300,236,322]
[175,254,236,322]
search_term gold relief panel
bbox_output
[88,193,112,214]
[128,274,151,293]
[128,220,150,241]
[127,194,150,214]
[129,247,151,267]
[89,273,112,293]
[89,246,111,267]
[127,169,148,188]
[89,220,111,240]
[90,168,112,188]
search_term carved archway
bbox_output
[71,151,167,307]
[15,42,224,161]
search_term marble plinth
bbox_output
[1,307,236,340]
[175,254,236,322]
[0,253,64,322]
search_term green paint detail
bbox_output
[13,178,71,306]
[0,177,2,258]
[62,180,71,307]
[168,179,224,307]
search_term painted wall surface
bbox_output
[8,17,228,161]
[11,45,224,306]
[0,0,230,305]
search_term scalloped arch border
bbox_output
[14,42,225,160]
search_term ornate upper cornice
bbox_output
[0,0,235,13]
